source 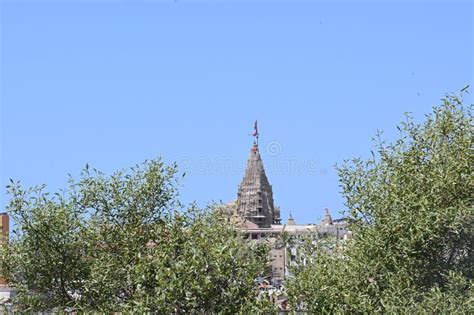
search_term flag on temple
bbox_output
[252,120,258,137]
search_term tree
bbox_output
[287,91,473,312]
[1,159,272,313]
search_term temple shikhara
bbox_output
[235,141,281,227]
[221,122,351,284]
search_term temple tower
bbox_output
[236,142,280,227]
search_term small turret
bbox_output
[287,212,296,226]
[321,208,333,226]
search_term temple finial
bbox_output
[250,120,259,145]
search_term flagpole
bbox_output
[255,120,259,146]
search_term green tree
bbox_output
[287,92,473,313]
[1,159,272,313]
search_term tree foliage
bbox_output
[1,160,271,313]
[287,92,474,312]
[2,91,472,313]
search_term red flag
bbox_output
[252,120,259,137]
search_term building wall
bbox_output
[239,218,351,284]
[0,213,9,287]
[269,248,285,280]
[0,214,8,244]
[317,224,349,240]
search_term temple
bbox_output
[221,123,351,284]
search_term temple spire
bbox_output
[236,122,279,227]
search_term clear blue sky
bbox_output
[1,0,472,224]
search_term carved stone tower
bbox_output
[236,142,280,227]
